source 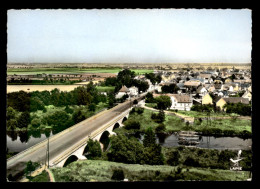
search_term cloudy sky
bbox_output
[7,9,252,64]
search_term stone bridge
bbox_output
[50,108,131,168]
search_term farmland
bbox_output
[7,85,82,93]
[7,67,153,75]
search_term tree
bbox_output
[155,95,172,110]
[6,119,18,130]
[142,127,164,165]
[17,111,30,128]
[84,139,102,159]
[107,135,144,164]
[133,80,149,93]
[167,150,180,166]
[161,83,179,94]
[117,69,136,88]
[88,103,96,112]
[155,123,166,134]
[24,160,39,178]
[143,127,156,148]
[31,118,41,128]
[145,73,162,85]
[124,120,141,130]
[6,106,16,120]
[30,96,45,112]
[72,110,86,124]
[65,105,74,114]
[145,92,156,103]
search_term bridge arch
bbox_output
[99,130,110,151]
[112,122,120,131]
[122,117,128,123]
[63,155,78,167]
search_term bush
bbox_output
[136,107,144,114]
[183,156,200,167]
[124,120,141,130]
[88,103,96,112]
[167,150,180,166]
[111,169,125,181]
[151,110,165,123]
[84,139,102,159]
[155,123,166,133]
[31,118,41,128]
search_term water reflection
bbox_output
[19,131,30,143]
[6,130,53,153]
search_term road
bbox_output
[7,95,144,180]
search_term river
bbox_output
[158,133,252,150]
[7,130,252,154]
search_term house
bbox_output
[154,85,162,93]
[184,80,201,87]
[198,73,212,83]
[225,78,233,83]
[168,94,193,111]
[196,85,207,96]
[202,93,213,105]
[205,84,215,93]
[216,97,250,111]
[242,90,252,101]
[115,85,130,99]
[214,83,222,91]
[128,86,139,97]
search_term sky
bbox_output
[7,9,252,64]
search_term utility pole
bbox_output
[45,126,52,169]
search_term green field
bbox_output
[96,86,115,92]
[46,160,250,182]
[7,67,153,75]
[118,108,251,137]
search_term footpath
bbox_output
[139,102,195,124]
[19,165,55,182]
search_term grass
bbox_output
[145,103,157,109]
[96,86,115,92]
[175,110,232,118]
[30,171,50,182]
[48,159,250,181]
[117,108,251,137]
[7,67,154,75]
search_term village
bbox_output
[115,66,251,113]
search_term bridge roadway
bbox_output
[7,94,145,180]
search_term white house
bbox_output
[115,85,130,99]
[128,86,139,97]
[196,86,208,96]
[168,94,193,111]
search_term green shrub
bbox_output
[155,123,166,133]
[111,169,125,181]
[124,120,141,130]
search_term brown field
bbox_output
[7,85,83,93]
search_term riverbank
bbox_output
[136,106,251,138]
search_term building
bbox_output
[196,86,208,96]
[242,90,252,101]
[216,97,250,111]
[128,86,139,97]
[115,85,130,99]
[202,93,213,105]
[169,94,193,111]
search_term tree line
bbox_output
[7,82,107,112]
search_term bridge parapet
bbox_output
[51,107,131,167]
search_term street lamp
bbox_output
[45,126,52,169]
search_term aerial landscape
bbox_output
[6,9,252,182]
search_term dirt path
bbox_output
[141,104,195,123]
